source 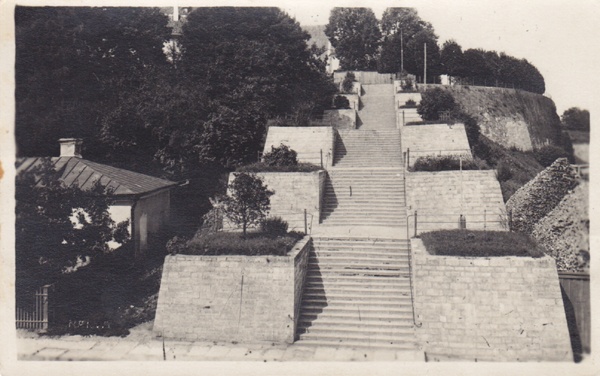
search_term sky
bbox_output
[283,0,600,115]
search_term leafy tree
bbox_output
[378,8,441,79]
[222,173,274,237]
[262,144,298,167]
[15,158,130,302]
[417,87,457,120]
[15,7,172,160]
[440,40,464,80]
[561,107,590,131]
[333,95,351,109]
[325,7,381,70]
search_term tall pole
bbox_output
[424,43,427,86]
[400,30,404,74]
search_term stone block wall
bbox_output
[323,109,357,130]
[226,171,325,233]
[154,236,312,344]
[402,123,472,166]
[264,126,335,168]
[411,239,573,361]
[406,170,506,233]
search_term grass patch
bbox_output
[420,230,545,258]
[184,231,304,256]
[236,162,322,173]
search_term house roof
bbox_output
[16,157,177,196]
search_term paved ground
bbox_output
[17,322,424,361]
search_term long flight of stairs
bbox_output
[296,237,417,350]
[357,84,397,130]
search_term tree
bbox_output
[378,8,440,78]
[417,87,457,120]
[561,107,590,131]
[325,7,381,70]
[440,40,464,80]
[16,158,129,302]
[15,7,172,160]
[222,173,274,237]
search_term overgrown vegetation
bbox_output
[411,155,489,171]
[417,87,457,121]
[399,99,417,108]
[420,230,545,258]
[533,145,572,167]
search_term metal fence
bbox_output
[16,285,51,331]
[406,210,509,237]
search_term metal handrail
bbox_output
[405,212,422,328]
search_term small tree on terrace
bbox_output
[222,173,274,237]
[417,87,457,121]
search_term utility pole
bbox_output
[400,30,404,74]
[424,43,427,86]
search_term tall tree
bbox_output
[325,7,381,70]
[378,8,440,79]
[561,108,590,131]
[440,40,464,80]
[15,7,172,159]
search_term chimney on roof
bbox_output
[59,138,83,158]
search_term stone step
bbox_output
[302,291,411,303]
[293,338,418,351]
[297,331,414,345]
[304,279,409,289]
[301,301,413,313]
[306,267,409,277]
[298,316,413,328]
[309,255,409,264]
[304,284,410,295]
[305,274,410,284]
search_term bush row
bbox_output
[420,229,545,258]
[411,154,489,172]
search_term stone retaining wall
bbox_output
[154,236,312,344]
[406,170,506,233]
[226,171,325,232]
[402,123,472,166]
[411,238,573,361]
[264,126,335,168]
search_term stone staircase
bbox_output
[334,130,402,168]
[321,168,406,227]
[296,237,417,349]
[358,84,396,130]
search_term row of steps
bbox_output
[296,237,417,349]
[358,84,397,130]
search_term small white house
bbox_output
[16,138,178,257]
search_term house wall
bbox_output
[153,236,312,344]
[132,189,171,255]
[264,127,335,169]
[411,239,573,361]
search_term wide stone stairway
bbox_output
[357,84,397,130]
[296,237,417,350]
[296,83,419,354]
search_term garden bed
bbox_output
[420,229,545,257]
[411,154,489,171]
[236,162,322,173]
[183,231,304,256]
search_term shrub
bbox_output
[417,87,457,121]
[506,158,579,234]
[411,154,489,172]
[262,144,298,167]
[184,231,303,256]
[222,173,274,236]
[166,235,189,255]
[401,77,414,91]
[533,145,569,167]
[261,217,289,236]
[420,230,545,258]
[400,99,417,108]
[495,160,513,182]
[341,72,355,93]
[236,162,321,173]
[333,95,351,109]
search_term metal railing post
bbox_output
[320,149,323,168]
[407,148,410,168]
[304,209,308,234]
[414,210,418,238]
